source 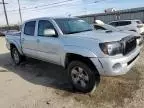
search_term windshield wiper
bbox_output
[66,31,82,34]
[83,29,93,32]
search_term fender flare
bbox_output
[64,45,97,57]
[61,45,97,67]
[9,40,23,55]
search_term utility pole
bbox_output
[0,0,9,27]
[17,0,22,24]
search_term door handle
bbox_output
[21,38,25,42]
[37,39,40,43]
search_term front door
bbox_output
[36,20,61,65]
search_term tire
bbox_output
[68,61,100,93]
[11,47,22,65]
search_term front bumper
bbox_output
[91,47,140,76]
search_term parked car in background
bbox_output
[5,30,19,34]
[93,23,143,47]
[0,31,5,36]
[109,20,144,35]
[0,30,19,37]
[6,17,141,93]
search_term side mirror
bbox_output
[44,29,56,36]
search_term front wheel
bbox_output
[68,61,100,93]
[11,47,22,65]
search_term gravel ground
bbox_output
[0,37,144,108]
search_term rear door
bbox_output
[21,21,38,58]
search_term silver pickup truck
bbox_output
[5,17,141,93]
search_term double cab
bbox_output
[6,17,141,93]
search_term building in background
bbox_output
[78,7,144,24]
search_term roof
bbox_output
[24,16,77,23]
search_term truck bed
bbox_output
[5,32,21,51]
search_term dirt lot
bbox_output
[0,37,144,108]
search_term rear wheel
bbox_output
[11,47,22,65]
[68,61,100,93]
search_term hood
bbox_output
[66,30,131,42]
[121,30,140,36]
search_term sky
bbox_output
[0,0,144,25]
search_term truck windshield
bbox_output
[54,18,93,34]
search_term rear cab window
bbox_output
[24,21,36,36]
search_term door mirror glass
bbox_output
[44,29,56,36]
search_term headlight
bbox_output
[99,41,123,56]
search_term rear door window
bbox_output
[24,21,36,36]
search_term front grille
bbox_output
[123,37,136,55]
